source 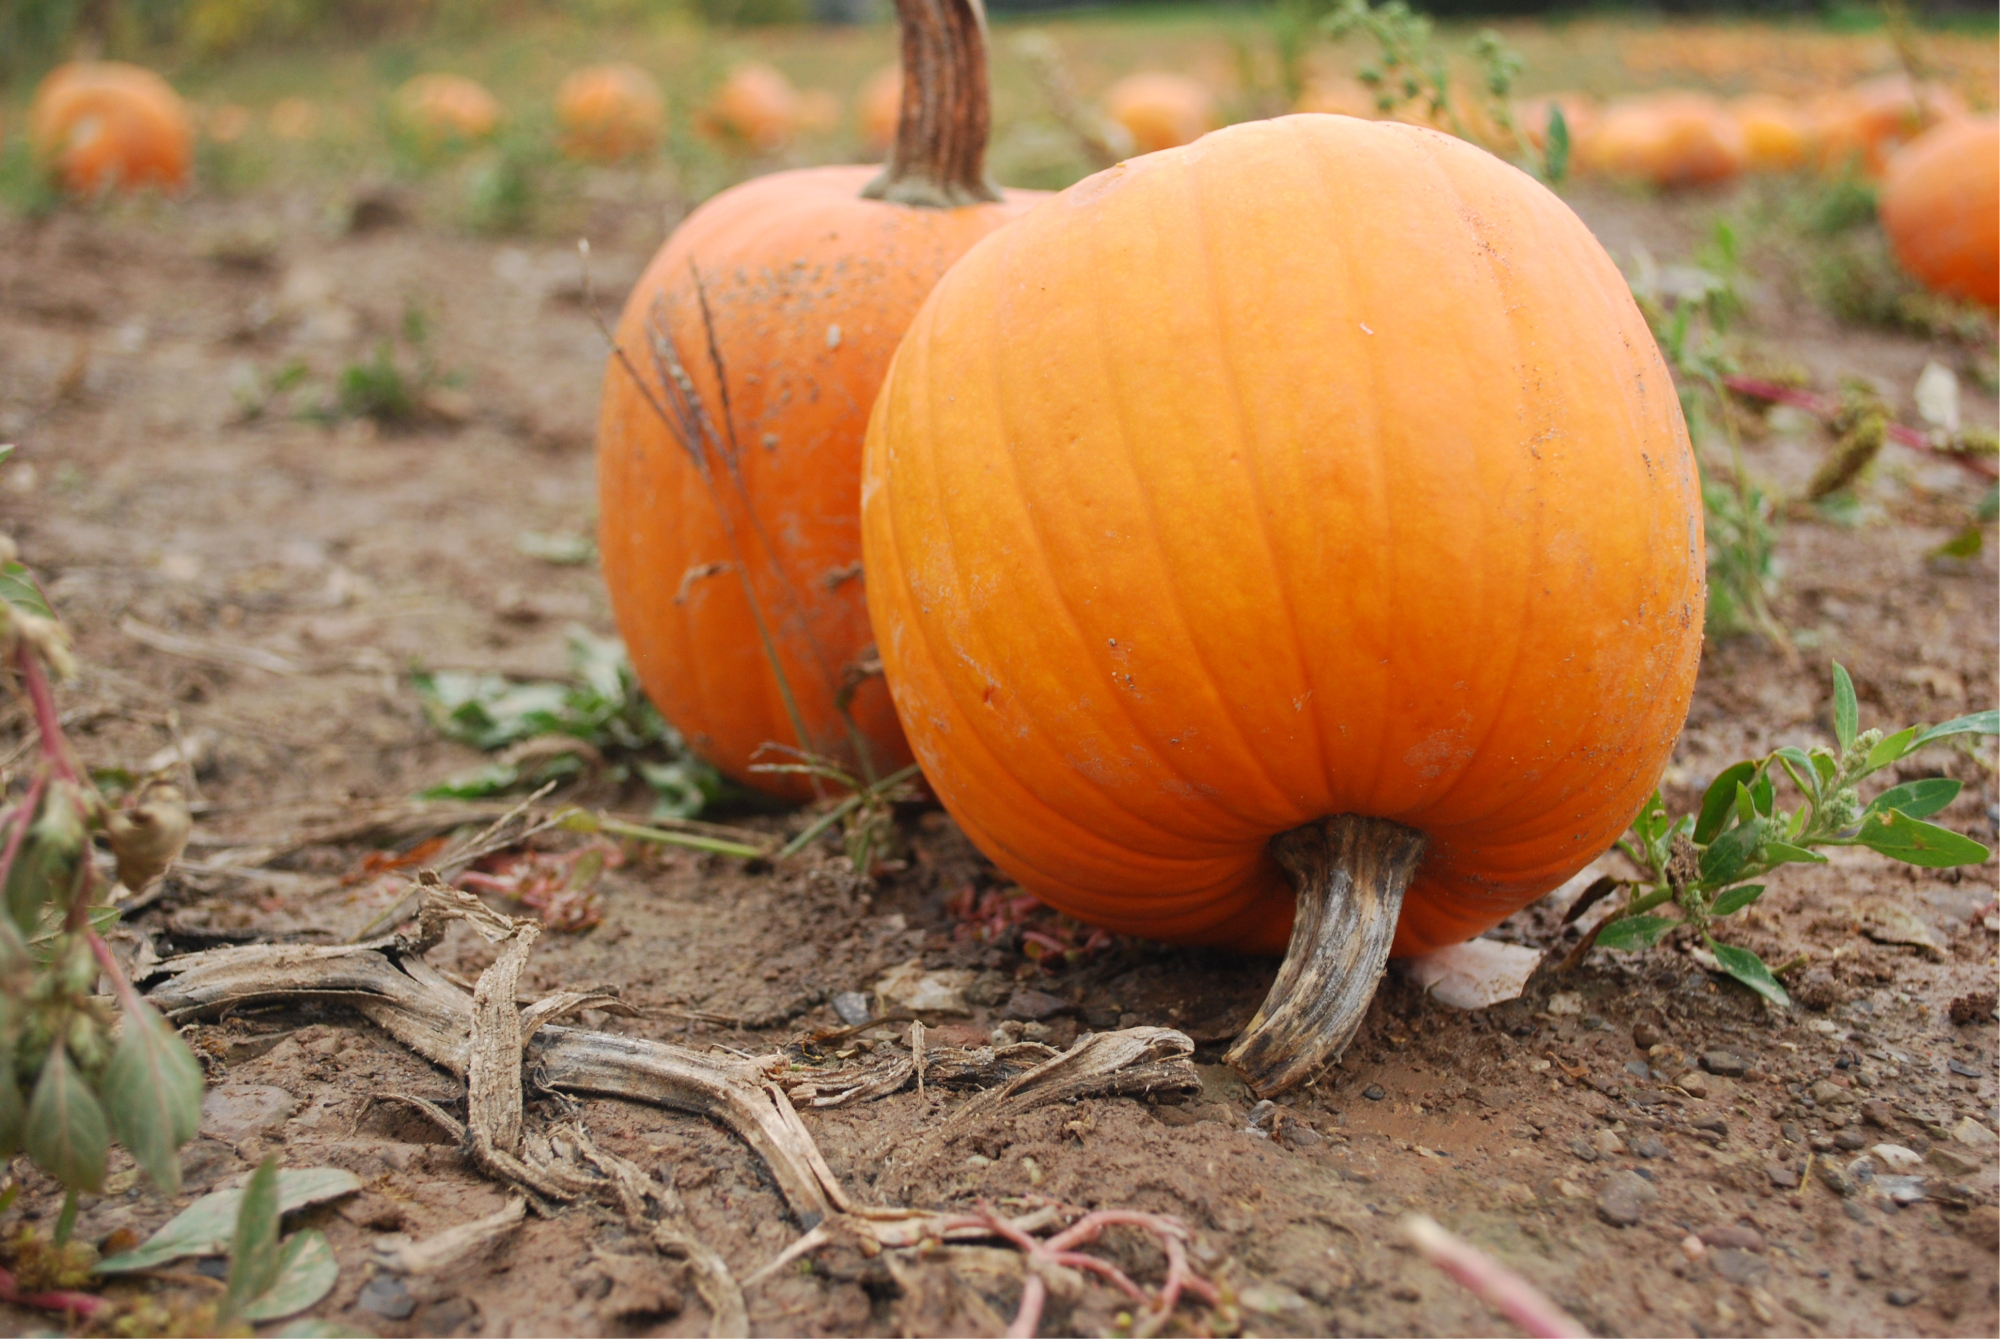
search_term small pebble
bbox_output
[1001,988,1071,1021]
[1594,1129,1626,1157]
[1633,1021,1664,1049]
[1630,1133,1668,1159]
[358,1274,417,1321]
[1886,1289,1921,1307]
[1693,1117,1728,1137]
[830,991,873,1026]
[1860,1099,1897,1129]
[1947,1059,1982,1078]
[1834,1129,1868,1151]
[1596,1170,1657,1227]
[1676,1072,1710,1098]
[1569,1137,1599,1163]
[1810,1135,1837,1153]
[1709,1247,1768,1286]
[1624,1061,1651,1080]
[1363,1084,1385,1101]
[1780,1122,1803,1143]
[1701,1050,1747,1077]
[1814,1162,1854,1197]
[1766,1163,1801,1189]
[1700,1223,1765,1253]
[1679,1233,1706,1262]
[1870,1144,1922,1172]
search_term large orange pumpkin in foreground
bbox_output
[556,63,665,161]
[1103,72,1219,155]
[598,0,1042,801]
[863,115,1704,1093]
[30,62,192,195]
[1880,116,1998,310]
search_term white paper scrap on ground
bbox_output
[1402,938,1545,1010]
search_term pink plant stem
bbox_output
[0,772,47,899]
[1404,1214,1591,1339]
[15,646,78,783]
[1721,374,1999,481]
[0,1265,106,1319]
[86,927,145,1016]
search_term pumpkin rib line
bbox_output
[1188,121,1340,815]
[883,278,1232,858]
[982,197,1283,835]
[1062,148,1307,822]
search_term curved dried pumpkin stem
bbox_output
[864,0,1001,207]
[1225,814,1428,1097]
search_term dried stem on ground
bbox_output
[141,883,1217,1335]
[1404,1214,1592,1339]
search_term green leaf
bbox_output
[1866,726,1921,771]
[0,1047,23,1161]
[0,562,53,621]
[1705,937,1790,1007]
[1864,778,1961,822]
[418,762,521,800]
[1851,810,1993,868]
[1544,102,1570,185]
[1831,663,1858,754]
[24,1045,107,1192]
[1912,711,2000,750]
[97,1167,362,1272]
[1772,748,1817,804]
[225,1157,284,1323]
[102,999,205,1195]
[1594,915,1675,951]
[1811,750,1839,786]
[1699,819,1765,886]
[1734,781,1757,826]
[1749,771,1775,817]
[1934,524,1984,559]
[244,1230,340,1322]
[1709,884,1766,916]
[1695,762,1758,844]
[6,785,88,938]
[1760,842,1828,869]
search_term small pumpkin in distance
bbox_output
[1581,91,1747,187]
[30,61,193,196]
[556,63,666,162]
[1730,94,1813,173]
[395,73,504,145]
[1812,73,1964,178]
[597,0,1044,802]
[1103,72,1219,155]
[862,114,1705,1095]
[1879,115,1998,310]
[700,62,801,152]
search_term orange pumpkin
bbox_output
[859,64,902,155]
[29,62,192,196]
[1581,91,1747,187]
[1880,116,1998,310]
[1730,94,1813,172]
[700,63,800,152]
[395,73,503,144]
[862,115,1704,1093]
[556,63,665,162]
[1103,72,1219,155]
[598,0,1043,802]
[1813,73,1965,178]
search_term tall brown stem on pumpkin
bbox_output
[864,0,1002,207]
[1224,815,1429,1097]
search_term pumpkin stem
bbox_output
[1224,815,1428,1098]
[863,0,1002,207]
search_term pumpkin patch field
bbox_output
[0,4,1995,1337]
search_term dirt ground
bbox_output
[1,166,1996,1339]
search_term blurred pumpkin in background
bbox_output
[1104,72,1219,155]
[1581,91,1747,187]
[268,97,317,139]
[556,63,665,161]
[30,62,193,196]
[858,64,901,155]
[395,73,504,145]
[1812,73,1965,177]
[700,62,800,152]
[207,103,251,144]
[1879,115,1998,310]
[1729,94,1813,172]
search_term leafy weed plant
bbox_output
[1580,664,1997,1004]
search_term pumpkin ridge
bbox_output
[1179,133,1343,812]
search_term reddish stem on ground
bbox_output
[15,646,79,783]
[1721,374,1999,482]
[0,1264,107,1319]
